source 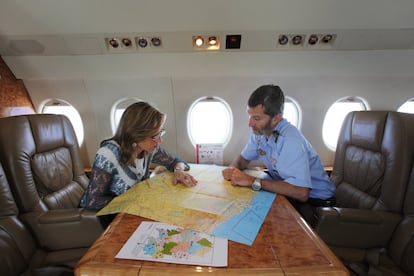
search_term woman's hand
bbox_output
[173,169,197,187]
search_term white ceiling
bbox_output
[1,0,414,55]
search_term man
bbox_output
[222,84,335,224]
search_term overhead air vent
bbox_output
[105,35,163,52]
[276,33,336,49]
[106,37,133,50]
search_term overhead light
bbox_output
[194,36,204,47]
[208,36,217,46]
[192,35,220,50]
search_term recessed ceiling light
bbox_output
[208,36,217,46]
[194,36,204,47]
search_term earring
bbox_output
[132,143,137,148]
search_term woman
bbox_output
[80,101,197,212]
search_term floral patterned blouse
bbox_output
[79,140,189,211]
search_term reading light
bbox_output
[208,36,217,46]
[194,36,204,47]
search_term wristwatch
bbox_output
[251,178,262,191]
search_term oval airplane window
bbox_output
[111,98,141,134]
[322,96,369,151]
[284,96,302,129]
[40,98,85,146]
[187,96,233,146]
[397,98,414,114]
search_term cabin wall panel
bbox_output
[7,49,414,167]
[21,74,414,167]
[24,79,97,166]
[82,78,176,157]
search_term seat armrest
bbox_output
[314,207,401,248]
[20,209,103,251]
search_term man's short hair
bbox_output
[248,85,285,117]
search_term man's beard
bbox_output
[253,119,273,136]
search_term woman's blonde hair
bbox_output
[105,101,166,165]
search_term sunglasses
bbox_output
[151,129,166,141]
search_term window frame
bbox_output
[39,98,85,146]
[322,96,370,151]
[187,96,233,147]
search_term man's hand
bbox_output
[222,167,255,187]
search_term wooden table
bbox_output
[75,195,348,275]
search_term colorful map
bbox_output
[97,164,276,245]
[116,221,227,267]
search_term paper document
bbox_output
[98,164,276,245]
[116,221,228,267]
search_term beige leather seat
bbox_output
[313,111,414,275]
[0,114,103,271]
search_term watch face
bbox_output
[252,179,261,191]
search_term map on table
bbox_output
[97,164,276,245]
[116,221,228,267]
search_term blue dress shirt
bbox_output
[241,118,335,199]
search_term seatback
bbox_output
[385,115,414,275]
[0,162,37,276]
[0,114,89,213]
[331,111,412,213]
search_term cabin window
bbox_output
[40,99,84,146]
[111,98,141,134]
[187,97,232,146]
[284,97,301,129]
[397,98,414,114]
[322,96,369,151]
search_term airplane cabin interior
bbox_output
[0,1,414,275]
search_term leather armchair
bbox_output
[0,162,80,275]
[0,114,102,264]
[313,111,414,275]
